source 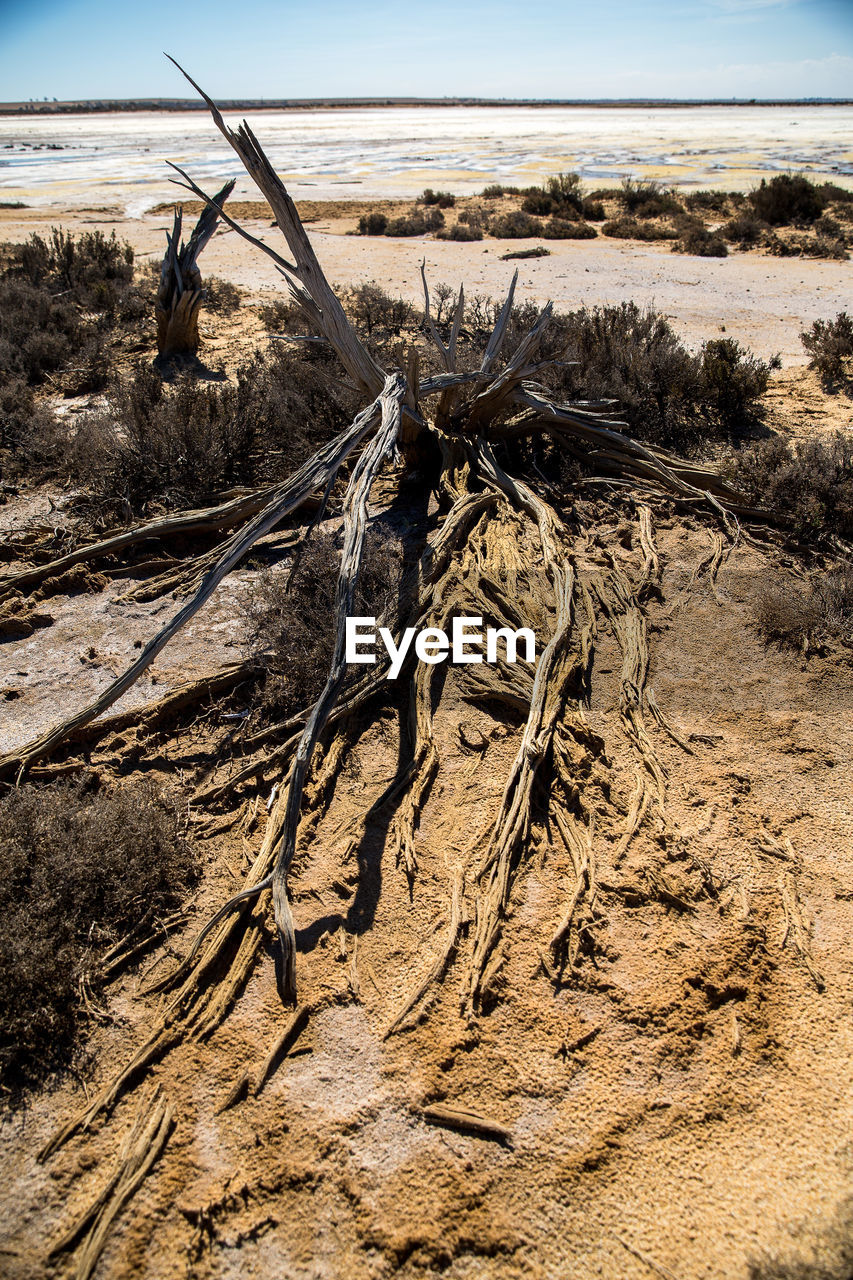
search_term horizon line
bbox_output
[2,95,852,116]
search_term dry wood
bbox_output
[156,179,235,357]
[779,872,825,990]
[254,1006,310,1096]
[48,1085,173,1280]
[385,865,465,1037]
[422,1103,512,1144]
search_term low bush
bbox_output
[800,312,853,386]
[522,173,587,222]
[0,779,196,1092]
[384,208,445,237]
[358,211,389,236]
[684,190,732,214]
[0,228,149,474]
[673,224,728,257]
[619,179,683,219]
[245,527,404,719]
[699,338,769,429]
[342,282,413,337]
[420,189,456,208]
[749,174,826,226]
[581,199,606,222]
[728,432,853,539]
[71,342,356,516]
[489,210,544,238]
[546,302,770,450]
[723,214,766,247]
[437,222,484,241]
[753,567,853,648]
[542,218,597,240]
[204,276,242,314]
[480,183,519,199]
[602,218,678,242]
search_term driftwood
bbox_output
[156,178,235,358]
[20,64,832,1169]
[47,1085,173,1280]
[422,1103,512,1144]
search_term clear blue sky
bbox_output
[0,0,850,101]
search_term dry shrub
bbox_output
[204,275,242,314]
[673,223,728,257]
[245,527,404,719]
[0,228,148,475]
[70,343,356,517]
[0,779,196,1093]
[728,433,853,540]
[542,219,597,240]
[602,217,678,242]
[753,567,853,648]
[489,210,544,239]
[618,179,683,219]
[543,304,769,450]
[800,313,853,387]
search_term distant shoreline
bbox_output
[2,97,852,117]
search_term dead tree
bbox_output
[0,62,805,1160]
[155,177,235,359]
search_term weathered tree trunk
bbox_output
[155,178,235,358]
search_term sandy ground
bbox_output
[1,203,851,365]
[1,200,853,1280]
[2,512,853,1280]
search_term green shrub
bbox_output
[749,174,826,226]
[358,211,389,235]
[723,214,766,247]
[0,780,195,1092]
[800,313,853,386]
[342,282,413,337]
[385,208,444,236]
[420,189,456,208]
[522,172,586,221]
[549,302,769,450]
[480,183,519,199]
[699,339,768,432]
[684,190,731,214]
[581,199,606,222]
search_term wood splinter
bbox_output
[253,1006,310,1097]
[422,1103,512,1145]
